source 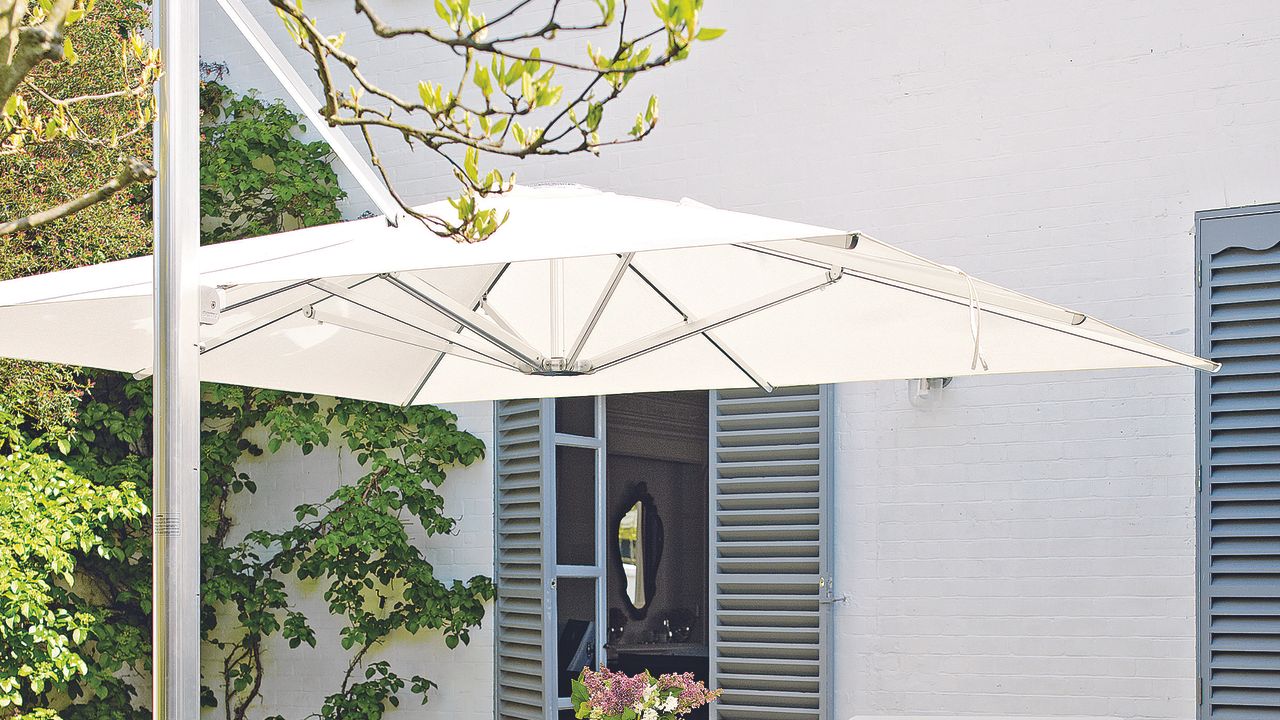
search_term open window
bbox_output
[495,387,833,720]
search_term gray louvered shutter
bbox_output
[495,398,555,720]
[709,385,833,720]
[1197,205,1280,720]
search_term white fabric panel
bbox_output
[0,186,1214,405]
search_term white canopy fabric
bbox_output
[0,185,1215,405]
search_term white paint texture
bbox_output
[198,1,1280,718]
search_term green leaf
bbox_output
[585,103,603,131]
[474,66,492,98]
[463,146,479,182]
[695,27,726,41]
[520,72,535,106]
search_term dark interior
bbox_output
[605,391,710,713]
[552,391,710,720]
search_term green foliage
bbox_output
[3,371,493,720]
[0,1,156,158]
[2,39,492,720]
[196,388,493,719]
[199,74,345,244]
[0,0,153,429]
[53,377,493,720]
[0,403,147,718]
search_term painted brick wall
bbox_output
[198,1,1280,718]
[197,401,495,720]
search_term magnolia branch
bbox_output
[0,0,75,104]
[264,0,714,241]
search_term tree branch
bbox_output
[0,0,74,106]
[0,156,153,235]
[262,0,714,242]
[0,0,30,66]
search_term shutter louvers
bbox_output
[1199,206,1280,720]
[710,386,832,720]
[495,398,553,720]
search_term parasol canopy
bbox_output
[0,185,1215,405]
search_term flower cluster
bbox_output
[572,667,722,720]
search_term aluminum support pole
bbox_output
[152,0,201,718]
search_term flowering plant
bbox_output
[571,667,722,720]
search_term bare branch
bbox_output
[0,157,154,235]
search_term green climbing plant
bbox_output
[61,377,493,720]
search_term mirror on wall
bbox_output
[615,484,663,617]
[619,501,647,609]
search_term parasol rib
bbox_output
[308,279,529,368]
[381,273,545,369]
[401,264,510,406]
[306,308,518,370]
[625,263,774,392]
[566,252,635,367]
[588,272,841,373]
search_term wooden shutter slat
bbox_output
[495,398,552,720]
[1199,206,1280,719]
[710,386,832,720]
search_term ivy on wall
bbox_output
[61,377,494,720]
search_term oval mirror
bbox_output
[619,501,646,609]
[615,484,662,617]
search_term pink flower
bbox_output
[576,667,721,718]
[656,672,722,714]
[580,667,648,716]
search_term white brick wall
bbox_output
[198,1,1280,718]
[198,401,495,720]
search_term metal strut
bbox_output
[625,263,774,392]
[587,269,842,375]
[566,253,634,367]
[381,273,547,371]
[307,278,530,368]
[214,0,403,223]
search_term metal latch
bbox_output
[818,576,848,605]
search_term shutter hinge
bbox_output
[1196,260,1203,288]
[1196,466,1202,493]
[818,576,848,605]
[1197,675,1204,705]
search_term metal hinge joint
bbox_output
[818,576,848,605]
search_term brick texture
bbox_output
[197,1,1280,718]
